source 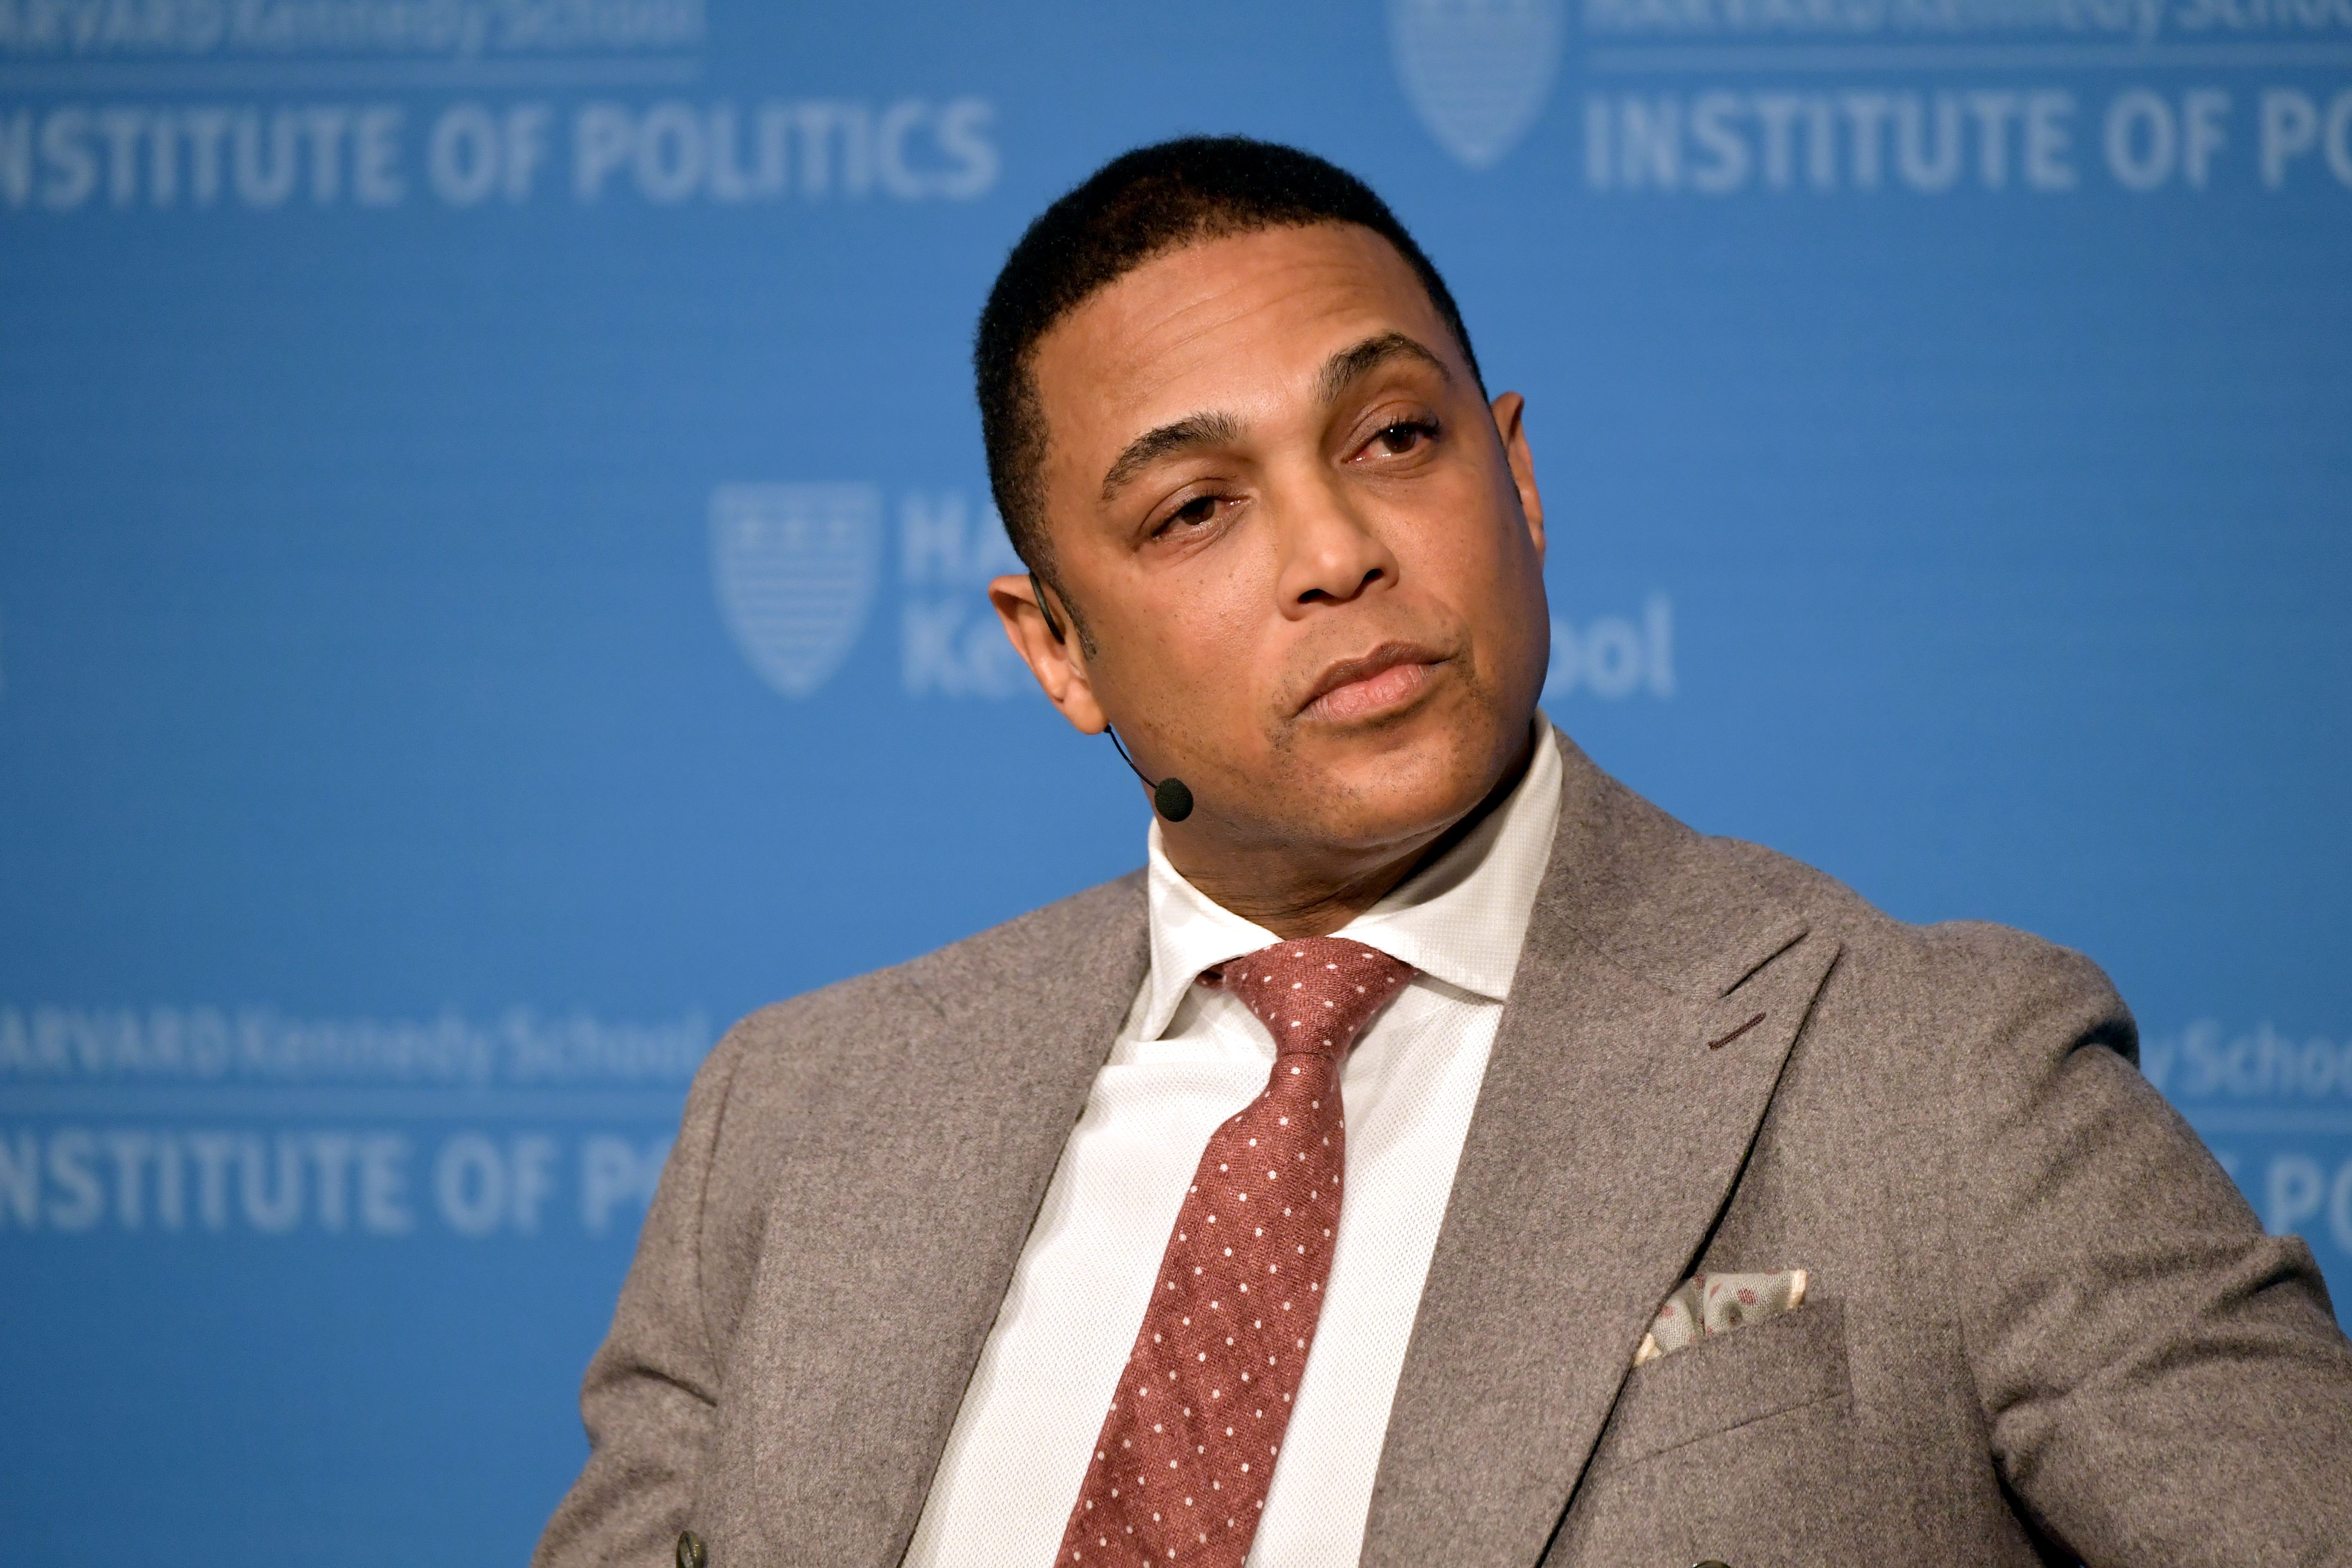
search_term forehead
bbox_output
[1028,223,1454,461]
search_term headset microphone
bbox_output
[1108,729,1195,823]
[1032,572,1196,823]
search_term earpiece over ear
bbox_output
[1030,572,1067,645]
[1027,570,1192,822]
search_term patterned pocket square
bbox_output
[1633,1269,1809,1366]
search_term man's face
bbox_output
[1002,221,1549,860]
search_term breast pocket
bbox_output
[1548,1299,1870,1568]
[1594,1296,1850,1469]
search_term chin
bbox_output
[1297,724,1508,849]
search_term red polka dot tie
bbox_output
[1057,936,1416,1566]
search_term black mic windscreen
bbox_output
[1154,777,1195,822]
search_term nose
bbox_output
[1272,479,1398,618]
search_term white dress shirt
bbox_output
[903,721,1563,1567]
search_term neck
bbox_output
[1169,727,1538,940]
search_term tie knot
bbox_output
[1205,936,1415,1060]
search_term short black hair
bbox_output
[975,135,1483,586]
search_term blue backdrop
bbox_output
[3,2,2347,1559]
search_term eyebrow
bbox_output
[1097,332,1454,504]
[1100,411,1243,503]
[1313,330,1452,405]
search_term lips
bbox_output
[1297,642,1445,723]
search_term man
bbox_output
[536,138,2352,1568]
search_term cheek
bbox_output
[1405,470,1527,599]
[1145,539,1284,681]
[1406,476,1547,694]
[1108,569,1268,710]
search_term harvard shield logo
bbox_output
[709,483,882,699]
[1388,0,1565,169]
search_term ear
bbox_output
[990,573,1108,735]
[1489,391,1546,566]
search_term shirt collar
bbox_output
[1134,717,1565,1041]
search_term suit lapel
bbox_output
[1360,738,1841,1568]
[723,877,1150,1568]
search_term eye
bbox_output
[1369,419,1439,457]
[1153,493,1222,536]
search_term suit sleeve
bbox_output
[532,1020,755,1568]
[1947,931,2352,1564]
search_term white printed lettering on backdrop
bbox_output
[0,1002,703,1239]
[1582,86,2352,194]
[2142,1020,2352,1104]
[0,1002,710,1086]
[2260,1152,2352,1255]
[1389,0,1568,169]
[0,3,996,211]
[711,483,1030,702]
[1570,0,2352,195]
[0,0,708,57]
[1375,0,2352,191]
[2137,1020,2352,1257]
[1577,0,2352,49]
[0,98,1001,211]
[1545,596,1674,700]
[898,491,1029,699]
[0,1125,676,1238]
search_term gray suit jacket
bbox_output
[535,734,2352,1567]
